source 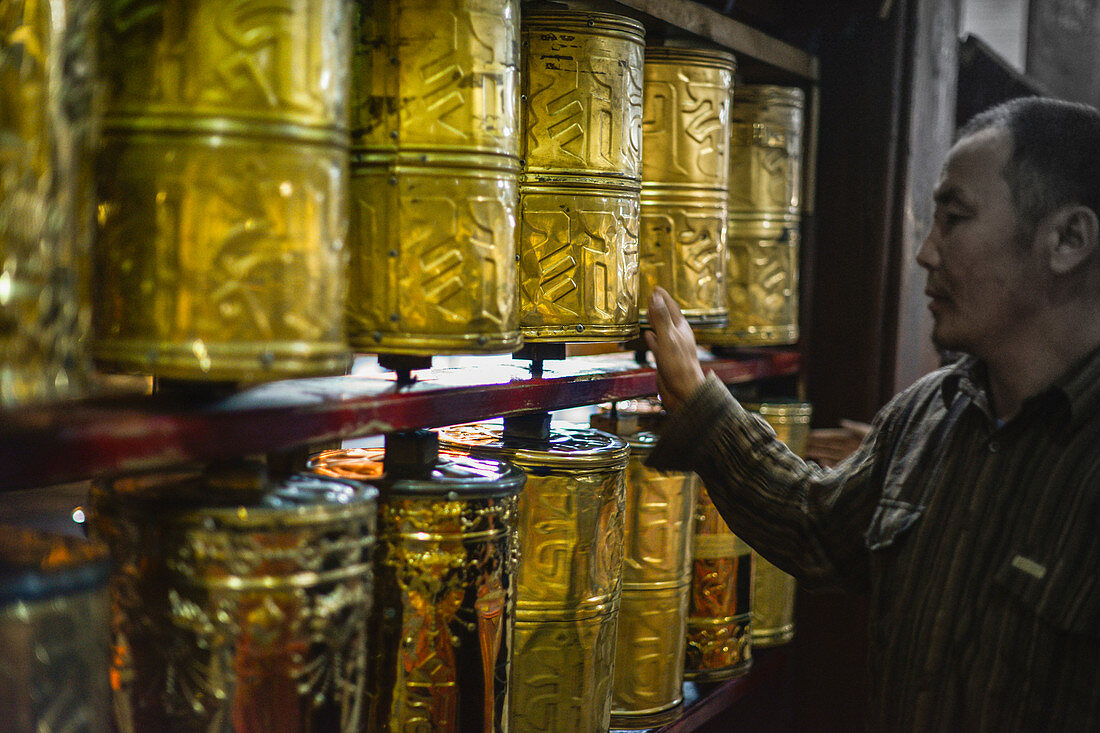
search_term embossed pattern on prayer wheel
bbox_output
[0,528,111,733]
[310,447,524,733]
[587,420,695,728]
[90,471,377,732]
[93,0,352,381]
[727,85,805,216]
[0,0,98,405]
[695,214,801,345]
[519,10,644,342]
[439,422,628,733]
[639,46,735,329]
[347,0,522,355]
[686,488,753,681]
[745,400,812,647]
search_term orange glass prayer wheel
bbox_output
[639,45,736,329]
[518,9,644,342]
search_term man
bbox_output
[644,96,1100,731]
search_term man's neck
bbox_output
[982,308,1100,420]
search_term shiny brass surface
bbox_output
[439,423,628,733]
[639,46,735,328]
[0,529,111,733]
[745,401,811,647]
[0,0,98,405]
[590,426,695,724]
[695,214,800,346]
[349,0,521,355]
[90,471,377,732]
[519,9,644,342]
[685,489,753,681]
[519,178,640,341]
[348,154,521,354]
[727,85,805,216]
[310,448,524,733]
[94,0,352,381]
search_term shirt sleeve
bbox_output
[646,372,899,592]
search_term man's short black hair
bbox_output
[960,96,1100,233]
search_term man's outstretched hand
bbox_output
[644,287,706,414]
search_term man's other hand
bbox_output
[644,287,706,414]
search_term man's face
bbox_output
[917,127,1044,358]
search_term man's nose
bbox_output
[916,227,939,270]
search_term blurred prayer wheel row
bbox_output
[590,408,696,729]
[311,445,523,733]
[0,528,112,733]
[93,0,353,381]
[347,0,523,355]
[518,9,644,342]
[90,469,377,732]
[698,84,806,346]
[439,420,628,733]
[639,46,736,329]
[746,400,812,647]
[0,0,98,406]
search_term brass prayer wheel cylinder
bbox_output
[309,447,524,733]
[695,214,801,346]
[588,418,695,728]
[519,9,644,342]
[0,528,112,733]
[686,488,753,681]
[745,400,811,647]
[348,0,522,355]
[439,421,629,733]
[89,470,377,732]
[93,0,353,381]
[639,46,735,329]
[0,0,98,406]
[727,85,805,216]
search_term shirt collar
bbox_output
[940,345,1100,430]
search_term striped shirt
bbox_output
[647,348,1100,732]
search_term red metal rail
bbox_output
[0,349,799,492]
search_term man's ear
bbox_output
[1044,205,1099,275]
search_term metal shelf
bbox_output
[612,0,819,81]
[0,349,799,493]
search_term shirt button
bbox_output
[988,440,1000,453]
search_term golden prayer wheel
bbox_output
[686,488,753,681]
[439,420,628,733]
[347,0,522,355]
[89,469,377,732]
[639,46,735,329]
[310,446,524,733]
[93,0,353,381]
[745,400,811,647]
[0,0,98,406]
[0,528,112,733]
[697,84,805,346]
[590,409,696,729]
[519,9,644,342]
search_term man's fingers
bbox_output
[648,288,672,334]
[644,329,657,354]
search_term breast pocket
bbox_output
[992,548,1099,638]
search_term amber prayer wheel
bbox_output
[686,486,753,681]
[590,409,696,729]
[311,446,524,733]
[639,46,736,329]
[746,400,812,647]
[518,9,644,342]
[696,85,805,346]
[440,420,628,732]
[90,470,377,732]
[348,0,522,355]
[0,528,112,733]
[0,0,98,405]
[93,0,352,381]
